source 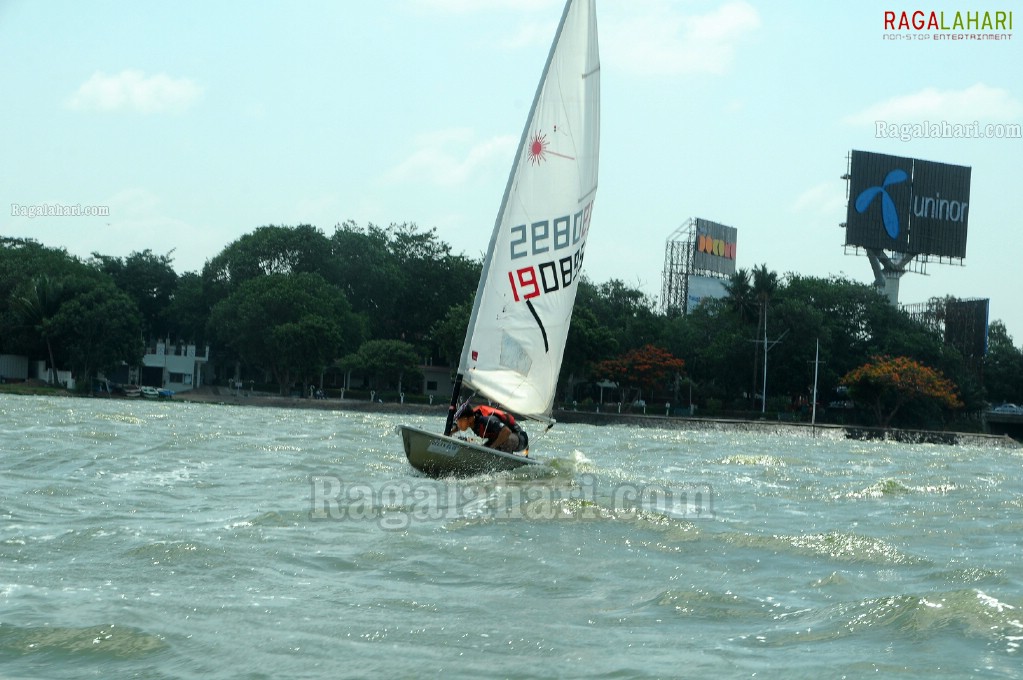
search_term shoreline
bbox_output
[3,385,1017,448]
[156,388,1023,449]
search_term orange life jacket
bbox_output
[470,404,528,452]
[474,404,518,429]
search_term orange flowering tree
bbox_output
[594,344,685,403]
[841,355,963,429]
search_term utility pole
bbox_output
[812,339,820,426]
[750,334,788,412]
[809,338,826,435]
[758,305,789,414]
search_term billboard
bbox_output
[845,150,971,259]
[687,275,728,313]
[944,298,989,358]
[693,218,737,276]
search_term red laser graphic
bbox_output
[527,129,574,165]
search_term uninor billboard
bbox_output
[845,150,971,259]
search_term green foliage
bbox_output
[203,224,339,293]
[723,268,756,324]
[162,272,209,344]
[3,229,1018,430]
[329,221,481,350]
[381,222,480,345]
[661,297,751,403]
[50,280,143,382]
[91,249,177,338]
[207,273,363,394]
[1,238,89,356]
[330,222,403,337]
[2,240,142,383]
[562,302,618,400]
[9,274,69,383]
[340,339,422,393]
[984,321,1023,405]
[577,278,659,353]
[428,300,473,368]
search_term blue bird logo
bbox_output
[855,168,908,239]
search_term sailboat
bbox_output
[400,0,600,477]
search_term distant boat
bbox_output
[109,383,141,398]
[141,386,160,399]
[400,0,600,476]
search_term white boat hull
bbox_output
[400,425,539,477]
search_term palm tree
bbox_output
[11,275,65,385]
[724,268,755,324]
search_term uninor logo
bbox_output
[855,168,908,239]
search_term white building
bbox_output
[141,340,209,393]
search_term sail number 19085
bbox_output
[506,203,592,302]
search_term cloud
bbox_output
[791,181,847,217]
[386,128,515,187]
[408,0,564,49]
[66,70,202,113]
[17,187,218,273]
[108,187,162,215]
[605,0,760,77]
[411,0,760,73]
[412,0,557,13]
[843,83,1023,125]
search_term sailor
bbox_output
[448,402,529,455]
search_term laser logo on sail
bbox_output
[528,131,549,165]
[526,126,574,165]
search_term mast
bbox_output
[443,374,463,437]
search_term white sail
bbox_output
[458,0,600,419]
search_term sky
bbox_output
[2,0,1021,343]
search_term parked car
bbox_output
[991,403,1022,414]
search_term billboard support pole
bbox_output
[866,249,917,306]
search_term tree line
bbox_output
[1,223,1021,430]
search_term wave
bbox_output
[844,477,959,499]
[0,622,166,659]
[738,588,1023,656]
[723,530,926,566]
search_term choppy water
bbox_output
[1,394,1021,679]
